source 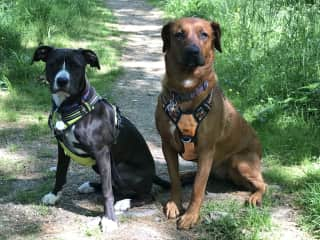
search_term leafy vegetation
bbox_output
[199,200,272,240]
[151,0,320,238]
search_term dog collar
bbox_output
[48,86,101,133]
[170,80,209,103]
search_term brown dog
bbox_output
[155,17,266,229]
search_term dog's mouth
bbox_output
[181,55,205,68]
[52,88,70,94]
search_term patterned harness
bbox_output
[48,86,120,166]
[162,81,214,160]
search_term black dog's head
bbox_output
[32,46,100,105]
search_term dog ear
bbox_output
[211,21,222,53]
[161,22,172,53]
[32,45,53,63]
[80,49,101,69]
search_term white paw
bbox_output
[78,181,95,194]
[114,199,131,213]
[100,217,118,232]
[42,192,61,205]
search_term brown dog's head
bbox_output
[161,17,221,69]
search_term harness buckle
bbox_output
[181,136,193,143]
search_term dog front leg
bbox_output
[42,143,70,205]
[162,142,182,219]
[178,149,214,229]
[95,147,117,232]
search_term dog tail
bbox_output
[152,171,196,189]
[180,171,196,186]
[153,175,171,189]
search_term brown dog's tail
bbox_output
[153,175,171,189]
[180,171,196,187]
[153,171,196,189]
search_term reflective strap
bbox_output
[112,104,118,127]
[65,115,82,126]
[59,141,95,166]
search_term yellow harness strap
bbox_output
[59,141,95,166]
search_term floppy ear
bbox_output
[80,49,101,69]
[32,45,54,63]
[211,21,222,53]
[161,22,172,53]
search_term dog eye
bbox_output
[200,32,208,40]
[174,31,185,40]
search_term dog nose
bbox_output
[186,44,200,55]
[56,76,69,87]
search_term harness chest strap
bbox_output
[59,141,96,166]
[49,87,120,166]
[163,87,214,161]
[178,114,198,160]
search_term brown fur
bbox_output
[155,17,266,229]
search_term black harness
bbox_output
[48,86,121,166]
[162,81,215,160]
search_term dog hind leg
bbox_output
[229,152,266,206]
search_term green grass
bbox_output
[198,199,272,240]
[15,177,54,204]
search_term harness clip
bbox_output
[181,136,193,143]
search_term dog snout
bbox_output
[56,76,69,87]
[183,44,205,67]
[185,44,200,56]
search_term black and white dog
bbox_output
[32,46,169,232]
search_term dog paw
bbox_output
[114,199,131,213]
[164,200,181,219]
[177,211,199,229]
[100,217,118,233]
[42,192,61,205]
[247,192,263,206]
[78,181,95,194]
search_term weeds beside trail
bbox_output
[151,0,320,238]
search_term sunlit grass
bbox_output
[199,199,272,240]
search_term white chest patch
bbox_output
[182,79,194,88]
[63,125,87,155]
[52,92,70,107]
